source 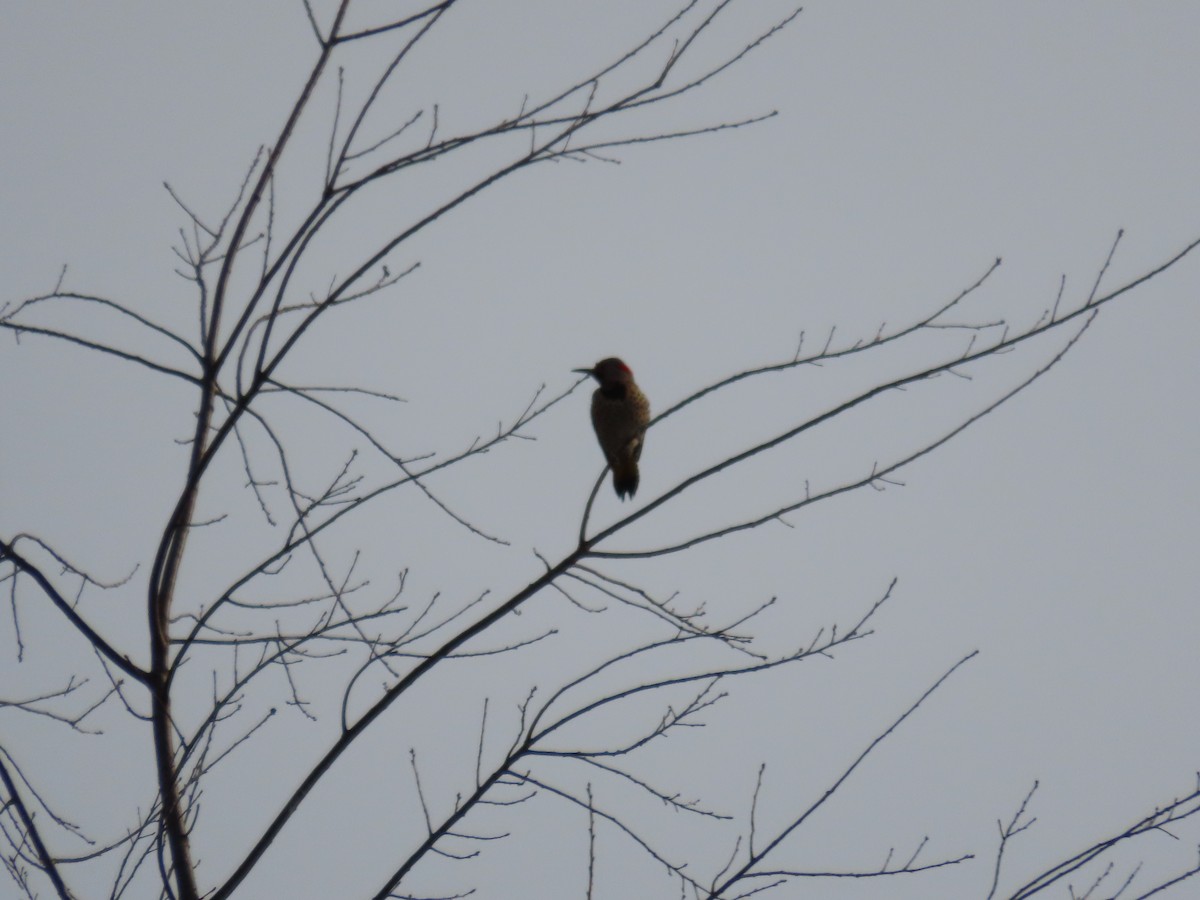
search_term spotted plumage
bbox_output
[573,357,650,499]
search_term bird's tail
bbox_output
[611,461,639,500]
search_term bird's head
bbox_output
[573,357,634,387]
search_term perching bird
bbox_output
[574,357,651,500]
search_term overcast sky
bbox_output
[2,3,1199,899]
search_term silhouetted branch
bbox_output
[0,536,147,684]
[0,753,73,900]
[586,235,1181,557]
[5,3,1197,898]
[988,781,1039,899]
[708,651,979,897]
[1003,779,1200,900]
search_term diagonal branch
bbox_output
[0,321,201,385]
[0,537,148,684]
[590,311,1100,558]
[708,651,979,897]
[584,233,1200,556]
[207,552,581,900]
[1006,782,1200,900]
[0,752,73,900]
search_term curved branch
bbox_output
[585,234,1200,556]
[0,537,148,684]
[3,290,201,362]
[0,321,201,385]
[592,311,1099,558]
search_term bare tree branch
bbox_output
[0,753,73,900]
[0,537,148,684]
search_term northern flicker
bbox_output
[574,357,651,500]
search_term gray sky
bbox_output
[2,3,1199,898]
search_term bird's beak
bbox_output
[572,367,594,376]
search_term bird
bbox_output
[573,357,651,500]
